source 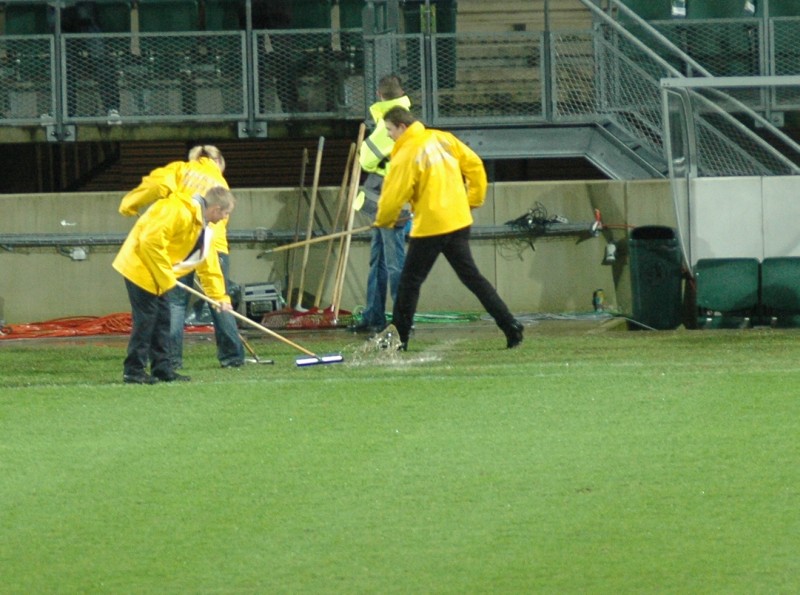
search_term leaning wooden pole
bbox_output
[314,142,356,309]
[263,224,372,255]
[332,123,366,321]
[285,147,309,310]
[294,136,325,311]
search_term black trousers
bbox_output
[392,226,516,343]
[123,278,173,379]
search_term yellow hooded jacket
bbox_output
[375,121,487,238]
[118,156,232,255]
[112,192,229,302]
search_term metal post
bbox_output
[543,0,553,121]
[50,0,74,141]
[422,0,434,119]
[239,0,266,138]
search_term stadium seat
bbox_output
[687,0,757,18]
[694,258,760,327]
[618,0,672,21]
[765,1,800,17]
[203,0,242,31]
[291,0,332,29]
[760,257,800,326]
[93,0,132,33]
[136,0,200,32]
[3,1,50,35]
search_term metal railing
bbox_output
[582,0,800,177]
[0,0,799,153]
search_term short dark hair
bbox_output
[378,74,404,100]
[383,106,416,127]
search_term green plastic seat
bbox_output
[4,1,50,35]
[766,1,800,16]
[688,0,753,18]
[761,257,800,312]
[618,0,672,21]
[137,0,199,32]
[291,0,331,29]
[694,258,760,313]
[94,0,132,33]
[204,0,242,31]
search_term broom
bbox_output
[176,281,343,367]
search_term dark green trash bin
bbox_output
[629,225,683,330]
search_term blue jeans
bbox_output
[168,253,244,368]
[361,225,406,329]
[123,278,173,379]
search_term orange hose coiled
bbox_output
[0,313,133,339]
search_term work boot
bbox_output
[123,372,158,385]
[155,372,191,382]
[504,320,524,349]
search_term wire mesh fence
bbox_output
[550,31,597,120]
[0,35,55,124]
[771,17,800,109]
[254,29,365,119]
[593,25,668,157]
[432,31,544,124]
[0,1,798,169]
[682,84,800,177]
[63,31,246,123]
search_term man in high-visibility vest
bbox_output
[351,75,412,334]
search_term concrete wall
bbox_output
[0,180,675,324]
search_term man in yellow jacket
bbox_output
[113,186,236,384]
[352,74,412,333]
[374,107,524,351]
[119,145,244,369]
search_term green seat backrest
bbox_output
[765,1,800,16]
[761,257,800,311]
[137,0,199,32]
[4,1,50,35]
[695,258,760,312]
[204,0,242,31]
[94,0,132,33]
[291,0,331,29]
[618,0,672,21]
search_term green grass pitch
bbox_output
[1,321,799,593]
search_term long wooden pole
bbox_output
[294,136,325,311]
[263,224,372,255]
[176,281,318,357]
[285,147,309,309]
[332,123,366,320]
[314,142,356,309]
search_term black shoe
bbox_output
[123,373,158,385]
[155,372,191,382]
[505,320,524,349]
[398,341,408,352]
[351,321,382,334]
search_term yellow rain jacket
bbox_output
[112,192,229,302]
[118,156,232,255]
[375,121,487,238]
